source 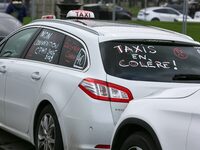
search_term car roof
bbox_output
[28,19,199,44]
[0,12,16,18]
[142,6,178,11]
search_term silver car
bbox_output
[0,12,22,41]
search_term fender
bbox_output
[112,118,162,150]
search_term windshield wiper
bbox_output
[173,74,200,80]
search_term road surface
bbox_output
[0,129,35,150]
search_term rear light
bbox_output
[95,144,110,149]
[79,78,133,103]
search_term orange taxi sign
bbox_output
[67,10,95,19]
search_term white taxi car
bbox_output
[0,10,200,150]
[111,86,200,150]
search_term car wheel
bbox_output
[151,18,160,21]
[120,132,157,150]
[35,105,64,150]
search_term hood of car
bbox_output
[147,86,200,99]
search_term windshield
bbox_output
[100,41,200,83]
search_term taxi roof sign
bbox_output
[41,15,56,20]
[67,10,95,19]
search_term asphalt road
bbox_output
[0,129,35,150]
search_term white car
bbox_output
[111,86,200,150]
[137,6,191,22]
[194,11,200,19]
[0,10,200,150]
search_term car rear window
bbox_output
[100,41,200,83]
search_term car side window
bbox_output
[154,9,168,14]
[167,9,179,15]
[0,43,4,52]
[59,35,88,70]
[0,28,38,58]
[25,29,65,64]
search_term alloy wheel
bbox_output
[128,146,143,150]
[38,113,56,150]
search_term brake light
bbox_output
[79,78,133,103]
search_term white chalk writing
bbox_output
[34,40,59,49]
[114,45,157,54]
[114,44,177,70]
[40,30,53,40]
[35,46,58,62]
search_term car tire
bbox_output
[35,105,64,150]
[151,18,160,21]
[120,132,157,150]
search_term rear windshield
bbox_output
[100,41,200,83]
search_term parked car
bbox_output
[0,0,8,12]
[0,10,200,150]
[111,86,200,150]
[194,11,200,19]
[137,6,191,22]
[0,12,22,41]
[83,3,132,20]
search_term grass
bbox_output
[23,17,32,25]
[127,20,200,42]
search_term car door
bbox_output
[0,27,39,129]
[186,95,200,150]
[3,28,65,133]
[154,9,170,21]
[0,42,6,123]
[166,9,180,21]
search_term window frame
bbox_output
[153,9,168,14]
[24,28,65,64]
[0,26,41,58]
[166,9,180,15]
[58,33,90,71]
[24,26,90,72]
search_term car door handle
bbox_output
[0,66,6,73]
[31,72,41,80]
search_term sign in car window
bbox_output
[114,44,176,70]
[26,29,65,64]
[100,41,200,82]
[59,35,88,70]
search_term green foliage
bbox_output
[127,6,141,17]
[23,17,32,25]
[128,20,200,42]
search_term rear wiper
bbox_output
[173,74,200,80]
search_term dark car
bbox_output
[83,3,132,20]
[0,12,22,41]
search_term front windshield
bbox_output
[100,41,200,83]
